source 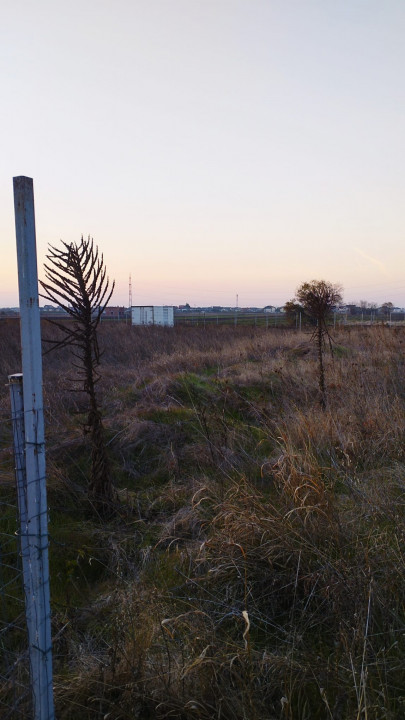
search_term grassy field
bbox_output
[0,321,404,719]
[174,311,288,327]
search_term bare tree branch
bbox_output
[39,235,115,513]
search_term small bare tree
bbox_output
[295,280,343,409]
[40,236,115,511]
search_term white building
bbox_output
[131,306,174,327]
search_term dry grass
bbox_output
[1,321,404,718]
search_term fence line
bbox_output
[0,406,31,718]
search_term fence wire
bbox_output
[0,412,32,719]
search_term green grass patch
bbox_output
[138,406,194,424]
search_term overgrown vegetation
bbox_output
[0,321,404,719]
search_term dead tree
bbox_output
[40,236,115,510]
[295,280,343,410]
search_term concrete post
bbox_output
[13,176,54,720]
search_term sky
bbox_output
[1,0,405,308]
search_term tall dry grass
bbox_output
[1,321,404,718]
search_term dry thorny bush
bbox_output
[1,321,404,718]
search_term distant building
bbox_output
[132,306,174,327]
[104,306,126,320]
[39,305,68,317]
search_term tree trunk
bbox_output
[88,408,113,507]
[84,329,113,511]
[317,323,326,410]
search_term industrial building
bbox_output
[131,306,174,327]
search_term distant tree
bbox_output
[283,299,307,327]
[40,236,115,513]
[380,301,394,318]
[295,280,343,410]
[346,304,358,316]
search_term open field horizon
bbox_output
[3,2,405,708]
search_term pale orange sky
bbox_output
[1,1,405,308]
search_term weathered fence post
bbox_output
[13,176,55,720]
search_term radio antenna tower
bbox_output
[129,274,132,309]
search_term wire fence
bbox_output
[0,412,32,719]
[174,312,288,327]
[1,311,402,330]
[0,384,128,719]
